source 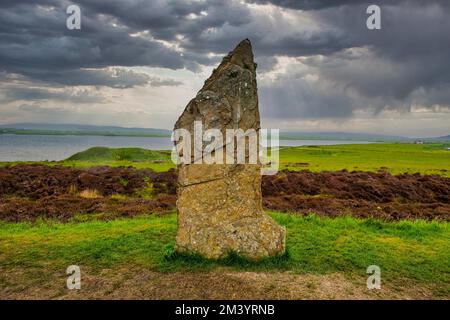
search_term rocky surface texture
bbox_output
[173,39,285,260]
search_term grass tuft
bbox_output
[163,247,291,271]
[79,189,102,199]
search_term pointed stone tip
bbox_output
[240,38,252,46]
[233,38,252,55]
[226,38,255,71]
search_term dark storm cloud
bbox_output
[247,0,363,10]
[0,0,449,121]
[252,0,450,119]
[0,0,190,87]
[296,2,450,116]
[0,0,356,85]
[247,0,449,10]
[74,0,251,40]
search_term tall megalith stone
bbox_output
[173,39,285,260]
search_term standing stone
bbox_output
[173,39,285,260]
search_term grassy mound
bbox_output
[67,147,171,162]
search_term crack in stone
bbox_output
[180,175,224,188]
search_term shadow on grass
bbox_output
[158,244,292,272]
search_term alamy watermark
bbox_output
[66,5,81,30]
[366,5,381,30]
[366,265,381,289]
[66,265,81,290]
[171,121,279,175]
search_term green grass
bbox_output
[66,147,171,162]
[63,147,173,171]
[278,143,450,176]
[1,212,448,288]
[1,143,448,175]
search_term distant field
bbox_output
[1,143,449,176]
[279,143,450,176]
[1,212,449,298]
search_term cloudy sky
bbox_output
[0,0,449,137]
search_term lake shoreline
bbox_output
[0,134,374,162]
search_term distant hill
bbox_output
[280,131,450,142]
[279,131,411,142]
[424,135,450,142]
[0,123,171,137]
[0,123,448,142]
